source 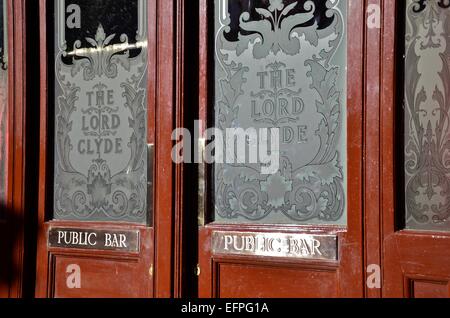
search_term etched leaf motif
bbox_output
[85,37,97,48]
[268,0,285,12]
[295,154,343,186]
[301,24,320,46]
[255,8,272,19]
[220,80,236,108]
[280,2,298,18]
[95,24,106,42]
[104,34,116,47]
[261,172,292,209]
[88,173,111,209]
[238,2,316,58]
[70,25,131,80]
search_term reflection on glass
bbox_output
[213,0,347,225]
[404,1,450,231]
[0,0,8,216]
[53,0,149,223]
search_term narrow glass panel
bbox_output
[53,0,149,223]
[213,0,347,225]
[404,0,450,231]
[0,0,8,217]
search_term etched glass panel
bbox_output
[0,0,8,218]
[404,0,450,231]
[53,0,149,223]
[213,0,347,225]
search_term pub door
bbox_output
[197,0,365,297]
[35,0,175,298]
[380,0,450,298]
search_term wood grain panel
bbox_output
[215,261,338,298]
[52,255,146,298]
[411,280,449,298]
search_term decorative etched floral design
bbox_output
[261,171,293,209]
[87,159,112,210]
[412,0,450,13]
[268,0,284,12]
[54,76,147,220]
[404,0,450,229]
[70,24,131,81]
[237,1,315,58]
[214,0,345,223]
[54,1,148,223]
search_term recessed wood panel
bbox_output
[411,280,449,298]
[216,262,338,298]
[52,255,148,298]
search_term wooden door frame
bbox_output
[0,0,33,298]
[363,0,388,298]
[34,0,176,298]
[197,0,365,298]
[0,0,14,298]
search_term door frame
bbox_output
[0,0,33,298]
[34,0,176,298]
[363,0,386,298]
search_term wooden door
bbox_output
[0,0,10,298]
[35,0,175,298]
[197,0,364,298]
[381,0,450,298]
[0,0,30,298]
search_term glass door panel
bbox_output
[52,0,149,223]
[213,0,347,225]
[403,0,450,231]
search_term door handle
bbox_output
[148,143,154,225]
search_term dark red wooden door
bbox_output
[197,0,365,298]
[0,0,10,298]
[381,0,450,298]
[35,0,175,298]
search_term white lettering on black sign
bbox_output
[49,228,139,252]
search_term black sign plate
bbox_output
[48,228,140,252]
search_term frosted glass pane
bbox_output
[213,0,347,225]
[404,0,450,231]
[53,0,149,223]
